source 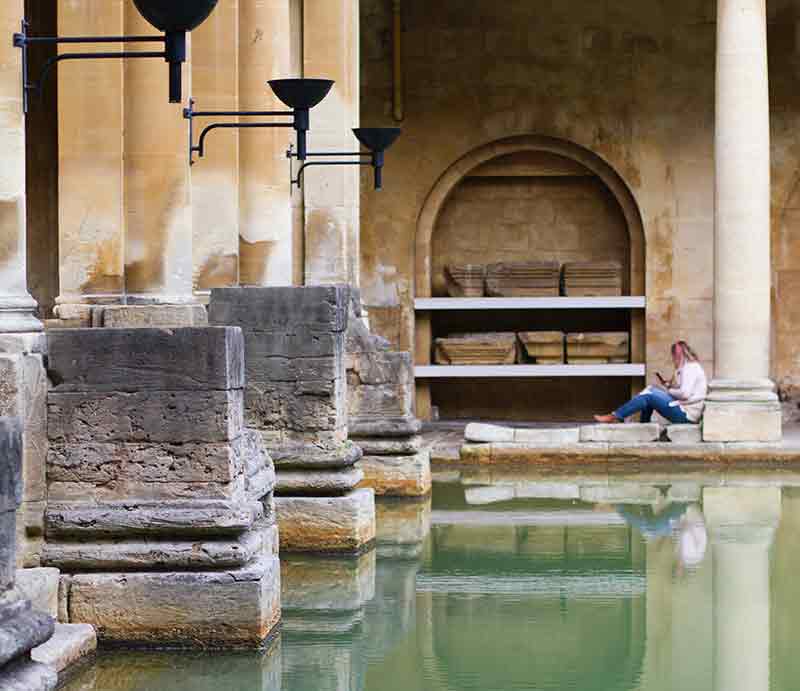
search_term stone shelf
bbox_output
[414,296,646,310]
[415,364,646,378]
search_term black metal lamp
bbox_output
[184,78,334,165]
[13,0,219,111]
[289,127,402,191]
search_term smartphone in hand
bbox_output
[656,372,667,385]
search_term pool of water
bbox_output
[63,470,800,690]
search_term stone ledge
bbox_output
[31,623,96,674]
[456,440,799,465]
[275,467,364,496]
[666,424,702,444]
[14,568,59,619]
[348,416,422,438]
[465,423,581,444]
[580,423,661,443]
[350,436,422,456]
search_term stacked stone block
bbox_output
[0,418,56,690]
[347,308,431,498]
[209,286,375,554]
[42,328,281,648]
[0,352,48,567]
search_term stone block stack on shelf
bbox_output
[485,261,561,297]
[566,332,630,364]
[347,305,431,498]
[434,333,518,365]
[444,264,486,297]
[42,328,281,648]
[518,332,565,364]
[0,417,56,691]
[562,261,623,296]
[208,286,376,554]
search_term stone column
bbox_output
[302,0,360,287]
[703,487,780,691]
[705,0,781,442]
[55,0,125,325]
[0,0,41,335]
[0,418,56,690]
[191,0,240,298]
[238,0,295,286]
[115,4,204,328]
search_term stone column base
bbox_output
[358,451,432,497]
[702,379,782,443]
[0,659,57,691]
[276,489,376,554]
[64,555,281,648]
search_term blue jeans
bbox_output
[614,388,690,424]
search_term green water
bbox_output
[64,472,800,690]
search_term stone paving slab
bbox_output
[31,623,96,674]
[465,423,581,444]
[580,423,661,443]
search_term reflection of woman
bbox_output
[594,341,708,425]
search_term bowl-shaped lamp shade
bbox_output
[353,127,402,153]
[268,79,335,111]
[133,0,219,32]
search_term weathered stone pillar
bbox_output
[209,286,376,554]
[116,4,204,328]
[55,0,125,324]
[347,306,430,497]
[42,328,281,647]
[703,487,780,691]
[705,0,781,442]
[191,0,240,297]
[302,0,360,286]
[238,0,295,286]
[0,0,40,335]
[0,418,56,690]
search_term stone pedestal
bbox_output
[703,379,782,443]
[347,307,431,497]
[0,418,56,690]
[209,286,375,554]
[42,328,281,647]
[0,352,47,567]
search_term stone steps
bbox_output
[31,624,96,676]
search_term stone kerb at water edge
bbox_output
[42,328,281,648]
[0,418,57,691]
[347,312,431,498]
[209,287,376,554]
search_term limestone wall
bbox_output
[359,0,800,415]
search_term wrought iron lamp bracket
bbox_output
[286,146,378,190]
[13,20,170,113]
[183,98,294,165]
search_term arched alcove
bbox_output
[414,136,647,421]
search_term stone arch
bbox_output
[414,135,646,299]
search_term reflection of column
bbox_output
[0,0,41,334]
[704,487,781,691]
[191,0,239,296]
[55,0,125,323]
[303,0,360,286]
[705,0,780,441]
[122,4,196,320]
[238,0,294,286]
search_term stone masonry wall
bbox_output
[360,0,800,417]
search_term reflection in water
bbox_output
[64,476,800,690]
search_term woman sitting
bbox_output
[594,341,707,425]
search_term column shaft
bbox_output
[238,0,294,286]
[0,0,41,333]
[303,0,360,287]
[714,0,770,379]
[191,0,240,295]
[123,4,193,304]
[56,1,125,319]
